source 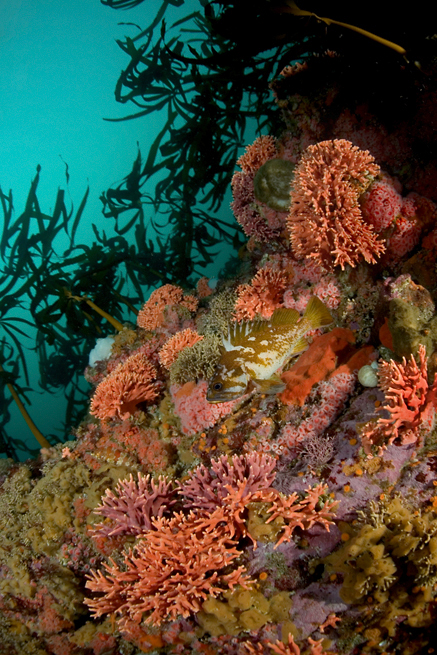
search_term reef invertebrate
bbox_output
[171,379,238,435]
[287,139,383,270]
[360,344,437,455]
[85,508,252,629]
[91,473,175,538]
[158,328,204,369]
[234,267,288,321]
[90,351,159,420]
[326,496,437,637]
[137,283,198,331]
[179,453,277,512]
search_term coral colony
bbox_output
[3,64,437,655]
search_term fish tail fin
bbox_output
[304,296,333,329]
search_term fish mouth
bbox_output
[206,391,241,404]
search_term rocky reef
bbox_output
[2,56,437,655]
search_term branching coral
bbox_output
[137,283,198,331]
[360,344,437,455]
[287,139,383,270]
[158,328,203,369]
[85,509,251,629]
[91,473,175,538]
[179,453,277,512]
[90,351,159,420]
[234,268,288,321]
[85,454,338,631]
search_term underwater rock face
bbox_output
[3,61,437,655]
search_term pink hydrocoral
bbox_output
[231,170,283,242]
[158,328,203,368]
[231,135,287,242]
[234,268,288,321]
[85,509,251,628]
[171,380,239,435]
[179,452,277,512]
[360,344,437,455]
[137,284,198,331]
[90,352,159,420]
[287,139,383,270]
[91,473,175,538]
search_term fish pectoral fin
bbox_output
[252,374,286,395]
[289,335,309,355]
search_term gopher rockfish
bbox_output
[206,295,333,403]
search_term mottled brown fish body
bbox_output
[207,296,333,403]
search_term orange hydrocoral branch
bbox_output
[234,268,288,321]
[137,284,198,331]
[237,135,278,175]
[90,351,159,420]
[280,1,407,55]
[0,363,50,448]
[287,140,383,270]
[158,329,203,369]
[360,344,437,454]
[261,483,339,548]
[85,508,252,627]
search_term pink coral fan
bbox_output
[137,284,198,331]
[234,268,288,321]
[171,380,239,435]
[92,473,175,538]
[158,328,204,369]
[287,139,384,270]
[85,509,251,628]
[179,452,277,512]
[90,352,159,420]
[360,344,437,455]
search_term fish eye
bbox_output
[213,382,222,391]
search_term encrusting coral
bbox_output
[3,57,437,655]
